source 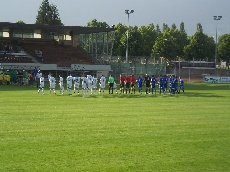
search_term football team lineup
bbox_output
[37,72,185,95]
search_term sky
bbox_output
[0,0,229,36]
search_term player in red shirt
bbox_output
[125,74,131,94]
[120,74,125,94]
[131,75,136,94]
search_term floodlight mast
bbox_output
[213,15,222,66]
[125,10,134,63]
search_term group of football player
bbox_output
[119,73,184,95]
[37,72,184,95]
[38,72,109,95]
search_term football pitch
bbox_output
[0,83,229,171]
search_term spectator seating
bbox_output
[22,39,95,67]
[0,39,33,63]
[0,55,33,63]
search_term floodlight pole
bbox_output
[125,9,134,63]
[213,15,222,67]
[178,56,181,77]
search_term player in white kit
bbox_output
[59,75,64,95]
[73,76,81,94]
[49,74,56,94]
[38,74,45,94]
[66,74,73,95]
[92,76,98,94]
[48,72,52,81]
[81,75,88,95]
[99,75,106,94]
[113,81,118,94]
[87,74,93,94]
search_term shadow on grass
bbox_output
[66,92,225,98]
[0,85,227,98]
[0,85,37,91]
[180,92,225,98]
[186,83,230,90]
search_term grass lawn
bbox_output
[0,82,230,171]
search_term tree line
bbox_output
[19,0,230,66]
[86,20,229,66]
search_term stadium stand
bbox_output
[22,39,95,67]
[0,40,33,63]
[0,55,33,63]
[0,23,114,69]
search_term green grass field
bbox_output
[0,83,230,172]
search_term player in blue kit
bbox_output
[137,76,143,94]
[178,77,184,94]
[163,75,168,93]
[168,75,173,94]
[159,75,165,94]
[171,75,178,94]
[151,75,157,94]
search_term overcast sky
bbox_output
[0,0,229,36]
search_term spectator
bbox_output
[22,70,27,85]
[17,70,23,86]
[28,71,34,86]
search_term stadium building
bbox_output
[0,22,115,77]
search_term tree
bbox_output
[180,22,185,32]
[86,19,109,28]
[152,26,189,62]
[84,19,112,58]
[196,23,203,32]
[184,29,215,61]
[170,27,189,59]
[112,23,127,57]
[128,26,142,57]
[36,0,63,25]
[113,23,162,59]
[171,23,177,30]
[138,24,158,56]
[16,20,25,24]
[162,23,169,32]
[155,24,162,36]
[218,34,230,69]
[49,4,62,25]
[152,32,174,67]
[119,25,142,61]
